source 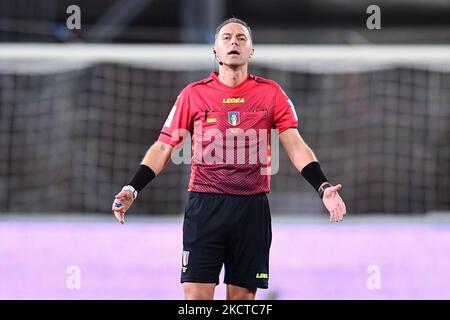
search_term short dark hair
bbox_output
[215,18,252,41]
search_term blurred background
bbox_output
[1,0,450,44]
[0,0,449,300]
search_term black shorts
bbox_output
[181,191,272,289]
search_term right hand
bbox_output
[112,189,134,224]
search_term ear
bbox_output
[212,46,217,55]
[250,48,255,58]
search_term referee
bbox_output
[112,18,346,300]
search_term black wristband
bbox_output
[301,161,328,196]
[128,164,156,193]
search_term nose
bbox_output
[230,35,239,46]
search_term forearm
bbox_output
[122,140,173,196]
[281,129,317,172]
[288,143,330,198]
[280,129,330,197]
[140,140,173,175]
[287,141,318,173]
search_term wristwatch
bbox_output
[318,182,332,199]
[122,185,138,200]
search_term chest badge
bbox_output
[228,111,240,126]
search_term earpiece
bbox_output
[213,49,223,65]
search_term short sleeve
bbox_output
[273,86,299,134]
[158,88,193,147]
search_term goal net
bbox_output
[0,44,449,214]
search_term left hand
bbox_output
[322,184,347,222]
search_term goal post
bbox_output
[0,44,449,214]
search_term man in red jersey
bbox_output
[112,18,346,300]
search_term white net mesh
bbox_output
[0,44,449,214]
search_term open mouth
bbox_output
[227,50,240,56]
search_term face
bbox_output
[214,23,254,67]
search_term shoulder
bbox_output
[182,75,214,93]
[249,74,283,92]
[174,75,213,104]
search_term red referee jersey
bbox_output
[158,71,298,195]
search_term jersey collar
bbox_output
[210,71,254,91]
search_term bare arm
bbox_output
[279,128,318,172]
[279,128,347,222]
[141,140,174,175]
[112,140,174,223]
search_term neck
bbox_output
[218,65,248,87]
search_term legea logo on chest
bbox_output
[223,97,245,103]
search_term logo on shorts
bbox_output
[228,111,240,126]
[182,250,190,273]
[256,273,268,279]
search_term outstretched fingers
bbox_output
[112,195,127,224]
[330,201,345,222]
[330,209,338,222]
[113,209,125,224]
[340,197,347,216]
[337,202,345,221]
